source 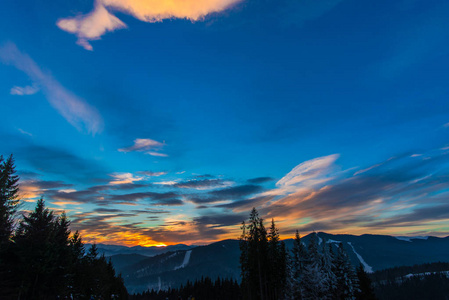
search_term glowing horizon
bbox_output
[3,0,449,248]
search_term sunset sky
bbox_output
[1,0,449,246]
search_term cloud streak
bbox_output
[57,0,242,49]
[119,138,167,157]
[10,84,40,96]
[0,43,103,134]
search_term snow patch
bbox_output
[395,236,429,242]
[318,236,323,245]
[405,271,449,279]
[326,239,341,244]
[347,242,373,273]
[174,250,192,270]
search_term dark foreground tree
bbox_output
[131,276,241,300]
[334,242,359,300]
[240,208,361,300]
[355,264,376,300]
[0,154,20,246]
[0,155,127,299]
[240,209,290,300]
[0,155,20,296]
[9,199,128,299]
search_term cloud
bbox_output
[209,184,263,199]
[154,181,179,186]
[58,0,242,49]
[258,150,449,234]
[109,191,183,205]
[138,171,168,177]
[57,2,127,51]
[109,172,143,185]
[19,179,68,201]
[17,128,32,137]
[193,213,245,228]
[119,138,167,157]
[146,151,168,157]
[275,154,339,191]
[217,195,274,212]
[247,177,274,184]
[14,143,107,182]
[187,184,264,204]
[10,84,39,96]
[174,178,233,190]
[0,43,103,134]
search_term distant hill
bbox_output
[85,243,194,257]
[104,232,449,293]
[370,262,449,300]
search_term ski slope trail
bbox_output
[347,242,373,273]
[174,250,192,270]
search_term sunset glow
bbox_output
[2,0,449,247]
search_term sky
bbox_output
[1,0,449,246]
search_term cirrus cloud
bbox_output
[118,138,167,157]
[0,43,104,134]
[10,84,40,96]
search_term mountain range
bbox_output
[95,232,449,294]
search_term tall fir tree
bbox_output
[0,155,20,298]
[355,264,376,300]
[240,208,272,300]
[320,241,337,299]
[0,154,20,246]
[0,155,128,300]
[267,219,288,300]
[303,232,326,299]
[15,198,61,299]
[334,242,359,300]
[290,230,307,300]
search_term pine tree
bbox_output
[334,242,358,300]
[239,220,251,299]
[240,208,270,300]
[0,154,20,246]
[290,230,307,300]
[0,165,128,299]
[321,241,337,299]
[303,232,326,299]
[267,219,288,300]
[15,198,60,299]
[0,154,21,298]
[355,264,376,300]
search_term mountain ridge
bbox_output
[105,232,449,293]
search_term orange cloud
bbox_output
[58,0,242,50]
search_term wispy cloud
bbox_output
[57,0,242,50]
[174,178,233,190]
[146,151,168,157]
[0,43,103,134]
[10,84,39,96]
[17,128,32,137]
[119,138,167,157]
[109,172,143,185]
[138,171,168,177]
[272,154,339,197]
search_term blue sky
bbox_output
[1,0,449,246]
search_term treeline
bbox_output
[239,208,376,300]
[370,261,449,283]
[370,262,449,300]
[130,208,377,300]
[130,277,241,300]
[0,155,128,299]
